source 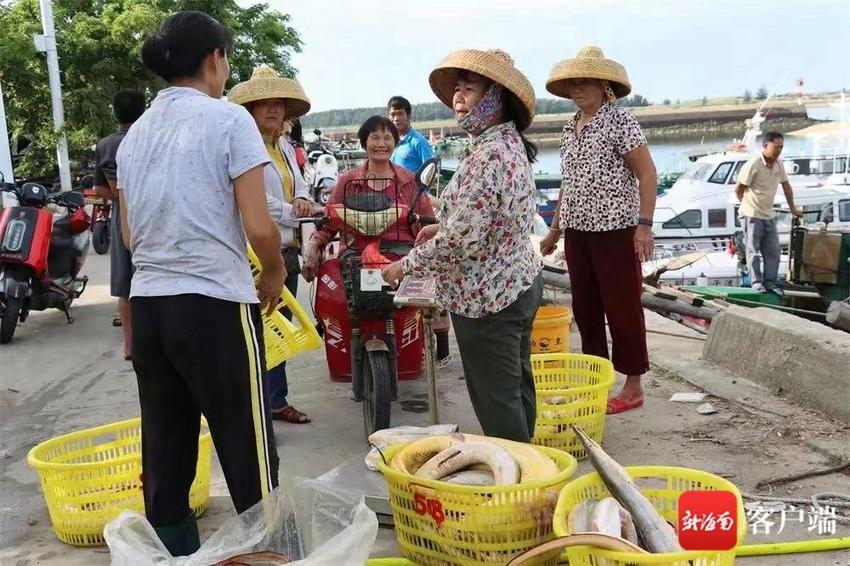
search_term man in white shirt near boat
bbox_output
[735,131,802,296]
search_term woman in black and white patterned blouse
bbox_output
[541,46,658,415]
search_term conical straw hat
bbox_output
[429,49,535,131]
[546,46,631,99]
[227,67,311,119]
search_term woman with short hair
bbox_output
[302,115,435,279]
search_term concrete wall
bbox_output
[703,306,850,424]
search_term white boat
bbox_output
[653,99,850,248]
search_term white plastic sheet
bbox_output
[104,477,378,566]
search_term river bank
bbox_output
[526,116,818,149]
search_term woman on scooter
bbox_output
[382,49,543,443]
[228,67,322,425]
[302,116,435,276]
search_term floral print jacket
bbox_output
[403,122,542,318]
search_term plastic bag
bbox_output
[104,477,378,566]
[365,424,458,471]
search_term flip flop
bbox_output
[606,397,644,414]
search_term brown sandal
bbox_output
[272,406,311,424]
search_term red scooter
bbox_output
[311,159,439,435]
[0,181,90,343]
[81,175,112,255]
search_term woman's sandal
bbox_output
[272,406,311,424]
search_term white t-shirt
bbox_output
[117,86,269,303]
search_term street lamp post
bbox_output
[33,0,71,191]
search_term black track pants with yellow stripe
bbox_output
[131,294,279,527]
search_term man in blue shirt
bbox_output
[388,95,433,172]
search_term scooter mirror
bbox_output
[415,157,440,194]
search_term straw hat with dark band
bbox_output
[227,67,311,119]
[429,49,535,131]
[546,46,631,100]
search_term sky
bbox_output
[263,0,850,113]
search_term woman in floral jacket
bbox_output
[383,49,543,443]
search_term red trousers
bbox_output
[563,226,649,376]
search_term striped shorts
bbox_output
[131,294,278,527]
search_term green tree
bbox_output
[755,86,768,100]
[701,96,708,105]
[663,99,671,105]
[618,94,649,108]
[743,89,752,102]
[0,0,301,180]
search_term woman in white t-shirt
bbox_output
[116,10,284,556]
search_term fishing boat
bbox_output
[653,98,850,248]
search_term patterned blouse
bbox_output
[559,103,647,232]
[403,122,542,318]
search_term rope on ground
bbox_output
[645,328,706,341]
[755,461,850,490]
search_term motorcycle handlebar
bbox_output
[413,214,438,225]
[295,214,327,224]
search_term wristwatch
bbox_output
[638,218,653,227]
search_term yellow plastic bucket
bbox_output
[531,306,571,354]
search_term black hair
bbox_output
[141,11,234,82]
[764,131,784,144]
[357,115,399,149]
[290,119,304,145]
[387,95,412,116]
[112,89,145,124]
[503,90,537,163]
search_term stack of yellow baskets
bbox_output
[531,353,616,459]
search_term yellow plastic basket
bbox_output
[378,443,578,565]
[247,246,322,369]
[26,417,212,547]
[531,353,615,460]
[553,466,747,566]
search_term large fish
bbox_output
[572,425,684,553]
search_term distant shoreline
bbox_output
[320,96,830,139]
[527,116,818,149]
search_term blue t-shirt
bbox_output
[391,128,434,173]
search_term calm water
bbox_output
[442,132,848,176]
